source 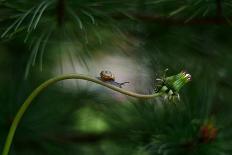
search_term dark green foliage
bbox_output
[1,0,232,155]
[100,90,232,155]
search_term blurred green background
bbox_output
[0,0,232,155]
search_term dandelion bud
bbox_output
[164,70,191,92]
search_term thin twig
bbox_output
[112,13,230,25]
[57,0,65,26]
[216,0,223,17]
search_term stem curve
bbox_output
[2,74,162,155]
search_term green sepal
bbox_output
[164,71,191,92]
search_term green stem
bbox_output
[2,74,162,155]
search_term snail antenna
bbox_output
[119,82,130,86]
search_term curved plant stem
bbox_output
[2,74,162,155]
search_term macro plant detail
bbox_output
[1,71,190,155]
[1,0,232,155]
[155,70,191,100]
[98,70,130,88]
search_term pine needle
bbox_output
[32,33,46,66]
[33,1,51,30]
[39,28,53,71]
[185,7,203,23]
[1,15,22,38]
[81,10,95,24]
[14,8,33,31]
[94,30,103,45]
[68,7,84,30]
[27,1,47,32]
[202,6,210,17]
[169,5,188,17]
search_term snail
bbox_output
[100,70,115,81]
[98,70,129,88]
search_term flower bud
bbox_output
[199,122,217,143]
[164,70,191,92]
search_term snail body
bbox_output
[100,71,115,81]
[98,70,129,88]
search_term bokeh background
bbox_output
[0,0,232,155]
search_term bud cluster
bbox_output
[155,70,191,100]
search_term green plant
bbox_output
[1,0,232,155]
[1,71,190,155]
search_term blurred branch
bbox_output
[47,132,123,144]
[57,0,65,26]
[216,0,223,17]
[112,13,230,25]
[15,132,123,151]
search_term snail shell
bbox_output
[100,71,115,81]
